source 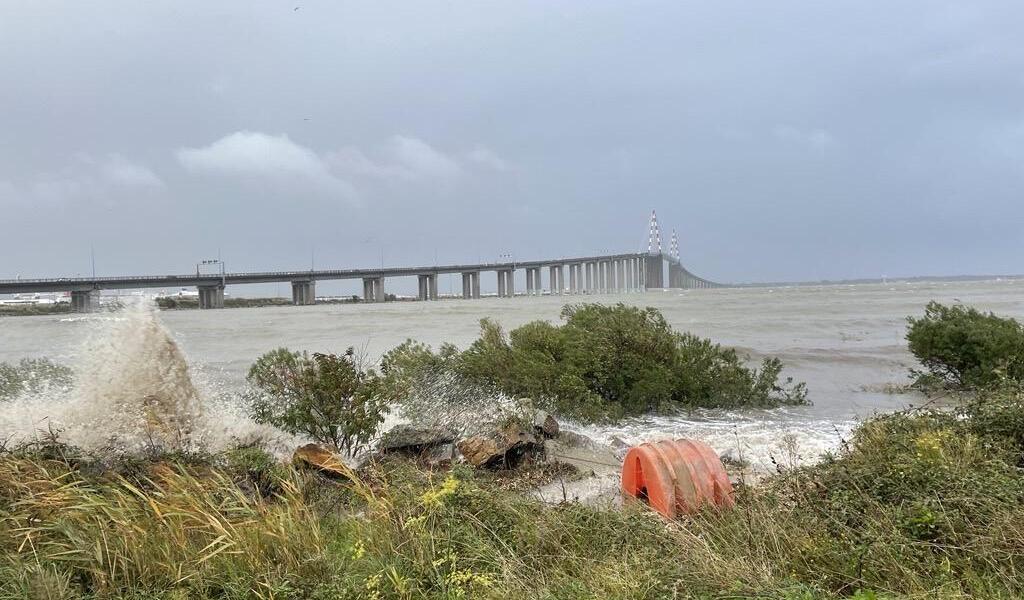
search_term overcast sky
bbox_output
[2,1,1022,292]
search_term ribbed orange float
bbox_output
[620,438,734,519]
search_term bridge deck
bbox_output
[0,252,679,294]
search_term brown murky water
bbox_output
[2,278,1021,466]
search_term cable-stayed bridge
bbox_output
[0,213,722,311]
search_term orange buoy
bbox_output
[620,438,734,519]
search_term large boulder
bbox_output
[378,425,458,466]
[379,425,457,453]
[457,421,541,468]
[293,443,352,480]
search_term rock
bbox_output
[554,430,595,448]
[457,421,541,468]
[457,435,503,467]
[533,410,560,438]
[719,448,748,467]
[609,435,630,450]
[293,443,352,480]
[379,425,457,453]
[608,435,632,460]
[422,442,456,466]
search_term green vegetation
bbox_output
[383,303,807,421]
[156,296,364,310]
[4,383,1024,598]
[907,301,1024,390]
[247,348,392,454]
[0,302,71,317]
[0,357,73,400]
[7,301,1024,597]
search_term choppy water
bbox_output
[2,279,1021,468]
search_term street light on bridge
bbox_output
[196,259,226,287]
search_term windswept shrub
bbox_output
[0,357,73,400]
[246,348,391,454]
[383,303,806,422]
[907,301,1024,389]
[379,339,534,436]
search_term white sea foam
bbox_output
[569,408,858,470]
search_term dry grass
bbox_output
[0,456,325,598]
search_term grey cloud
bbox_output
[328,136,502,183]
[1,154,164,208]
[176,131,358,201]
[466,146,511,172]
[96,155,164,188]
[1,1,1023,285]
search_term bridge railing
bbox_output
[0,252,652,287]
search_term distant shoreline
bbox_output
[2,274,1020,317]
[728,273,1024,288]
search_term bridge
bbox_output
[0,213,723,311]
[0,252,722,311]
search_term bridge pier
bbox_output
[525,267,541,296]
[496,269,514,297]
[568,264,578,294]
[461,272,481,299]
[417,274,438,301]
[70,290,96,313]
[198,285,225,309]
[644,255,664,289]
[363,277,384,302]
[549,264,564,295]
[291,281,316,305]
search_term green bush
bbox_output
[246,348,391,454]
[906,301,1024,389]
[383,303,807,422]
[0,357,74,400]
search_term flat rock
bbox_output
[379,425,457,452]
[293,443,352,480]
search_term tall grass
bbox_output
[3,387,1024,598]
[0,457,325,598]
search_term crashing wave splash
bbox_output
[0,300,296,456]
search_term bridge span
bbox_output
[0,252,723,312]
